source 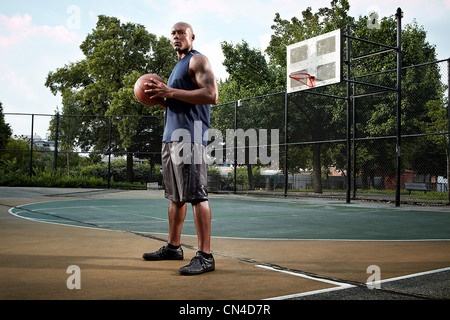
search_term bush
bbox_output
[78,160,162,184]
[0,156,162,188]
[0,168,106,188]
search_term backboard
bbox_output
[287,29,343,93]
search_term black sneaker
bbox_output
[178,252,215,275]
[142,245,183,261]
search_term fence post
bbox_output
[53,112,59,170]
[29,114,34,180]
[447,58,450,204]
[352,80,357,199]
[233,100,238,194]
[107,116,112,189]
[284,91,289,197]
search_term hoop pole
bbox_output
[343,34,397,51]
[395,7,403,207]
[346,24,352,204]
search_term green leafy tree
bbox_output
[216,41,283,189]
[0,135,30,177]
[349,16,441,189]
[0,101,12,150]
[264,0,442,193]
[266,0,352,193]
[424,94,449,201]
[46,15,176,181]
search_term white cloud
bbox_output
[0,13,82,136]
[2,0,448,137]
[259,33,272,53]
[196,38,228,81]
[0,13,78,48]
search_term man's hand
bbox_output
[144,54,218,107]
[144,80,172,100]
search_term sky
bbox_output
[1,0,449,138]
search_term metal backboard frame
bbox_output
[287,29,343,93]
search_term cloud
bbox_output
[0,13,82,136]
[0,13,78,48]
[196,38,228,81]
[166,0,288,23]
[168,0,232,17]
[0,64,37,102]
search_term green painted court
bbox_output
[10,196,450,241]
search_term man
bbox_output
[142,22,218,275]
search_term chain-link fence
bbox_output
[1,113,165,189]
[1,59,449,205]
[210,59,449,205]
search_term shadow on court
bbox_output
[0,186,449,301]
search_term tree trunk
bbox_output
[312,144,322,193]
[66,146,70,176]
[247,163,253,190]
[149,160,154,182]
[126,152,134,183]
[361,165,369,189]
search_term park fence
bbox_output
[2,59,449,205]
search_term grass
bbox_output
[270,187,449,201]
[0,169,147,189]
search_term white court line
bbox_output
[264,286,355,300]
[255,265,351,287]
[378,266,450,284]
[256,264,450,300]
[255,265,354,300]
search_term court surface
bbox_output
[1,186,449,302]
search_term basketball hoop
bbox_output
[289,72,316,88]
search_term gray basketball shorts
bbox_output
[161,142,208,203]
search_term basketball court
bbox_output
[1,186,449,303]
[1,9,449,316]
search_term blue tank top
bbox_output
[163,50,211,146]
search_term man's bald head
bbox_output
[171,22,195,56]
[172,22,194,34]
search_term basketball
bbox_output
[134,74,165,106]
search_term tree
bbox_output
[265,0,442,193]
[46,16,176,181]
[108,71,165,181]
[0,101,12,150]
[216,41,283,189]
[266,0,352,193]
[349,16,440,190]
[425,94,449,202]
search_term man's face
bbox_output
[171,23,194,53]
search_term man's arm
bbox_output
[145,53,218,105]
